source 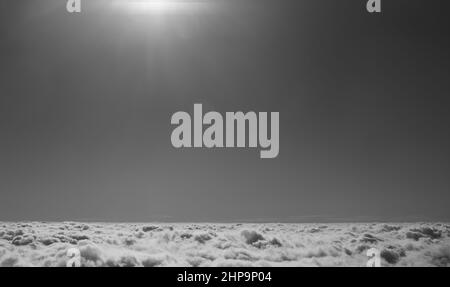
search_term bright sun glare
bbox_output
[112,0,210,15]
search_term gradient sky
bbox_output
[1,0,449,222]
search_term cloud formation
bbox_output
[0,222,449,267]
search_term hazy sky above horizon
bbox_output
[1,0,449,222]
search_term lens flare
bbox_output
[111,0,211,15]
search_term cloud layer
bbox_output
[1,222,449,267]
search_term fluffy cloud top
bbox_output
[1,222,449,267]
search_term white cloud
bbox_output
[0,222,449,267]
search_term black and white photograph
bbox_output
[1,0,450,269]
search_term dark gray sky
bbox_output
[1,0,449,222]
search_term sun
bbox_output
[111,0,209,15]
